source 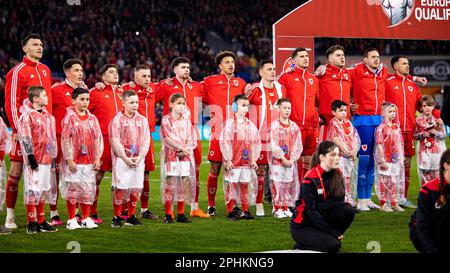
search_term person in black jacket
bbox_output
[409,148,450,253]
[290,141,355,253]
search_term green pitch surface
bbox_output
[1,140,440,253]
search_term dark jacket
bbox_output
[410,177,450,253]
[291,164,345,239]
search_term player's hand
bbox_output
[416,77,428,86]
[422,132,430,138]
[350,103,359,114]
[93,159,101,171]
[0,160,3,167]
[251,161,258,170]
[95,82,105,90]
[244,84,252,96]
[128,81,136,88]
[13,134,19,142]
[224,160,233,171]
[282,157,292,168]
[79,81,88,90]
[380,162,388,171]
[338,235,344,240]
[68,160,77,173]
[124,157,136,168]
[315,65,326,77]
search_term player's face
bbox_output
[332,105,347,121]
[174,63,190,80]
[73,93,90,112]
[219,56,235,75]
[395,58,409,76]
[36,90,48,106]
[102,68,119,85]
[237,99,249,116]
[328,50,345,68]
[171,97,186,114]
[320,147,340,170]
[259,63,276,81]
[134,69,151,88]
[23,38,43,61]
[422,102,434,115]
[123,95,139,114]
[364,51,380,69]
[293,51,309,69]
[66,64,84,85]
[279,102,291,119]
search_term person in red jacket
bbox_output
[247,60,286,216]
[88,64,123,224]
[201,51,247,216]
[385,55,429,209]
[315,45,351,143]
[156,57,209,218]
[278,47,319,181]
[121,65,159,220]
[50,58,88,226]
[4,33,53,230]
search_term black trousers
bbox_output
[290,202,355,253]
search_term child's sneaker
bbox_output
[111,216,122,228]
[51,215,64,226]
[66,218,82,230]
[75,213,82,225]
[164,214,174,224]
[273,209,287,219]
[391,205,405,212]
[176,214,192,223]
[141,210,159,220]
[227,210,240,220]
[241,211,255,220]
[357,200,370,212]
[90,214,103,224]
[81,217,98,229]
[125,215,142,226]
[0,226,12,235]
[256,203,265,217]
[399,199,417,209]
[39,221,58,232]
[367,200,381,210]
[283,209,293,218]
[26,221,40,234]
[381,203,394,212]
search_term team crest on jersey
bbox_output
[259,155,264,160]
[343,73,348,80]
[362,145,368,151]
[42,70,47,77]
[233,80,239,87]
[210,151,214,156]
[408,86,413,92]
[308,78,314,86]
[187,83,192,89]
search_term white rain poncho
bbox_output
[374,103,405,207]
[159,111,197,204]
[268,119,302,208]
[18,99,57,205]
[0,118,11,211]
[220,116,261,207]
[60,107,103,204]
[109,111,150,205]
[327,117,361,205]
[414,113,447,185]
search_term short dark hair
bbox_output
[121,90,138,101]
[364,47,379,58]
[276,97,291,106]
[72,87,89,100]
[171,57,190,69]
[326,45,345,58]
[63,58,83,71]
[331,100,348,111]
[21,33,41,47]
[169,93,185,104]
[291,47,307,59]
[99,64,119,76]
[28,86,45,102]
[134,64,151,72]
[232,94,248,105]
[215,51,237,67]
[258,59,273,71]
[391,55,408,69]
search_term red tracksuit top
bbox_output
[318,64,351,122]
[385,74,421,133]
[278,66,319,127]
[88,84,123,136]
[122,82,156,132]
[156,77,204,125]
[348,63,389,116]
[201,73,246,135]
[52,80,77,137]
[5,56,53,132]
